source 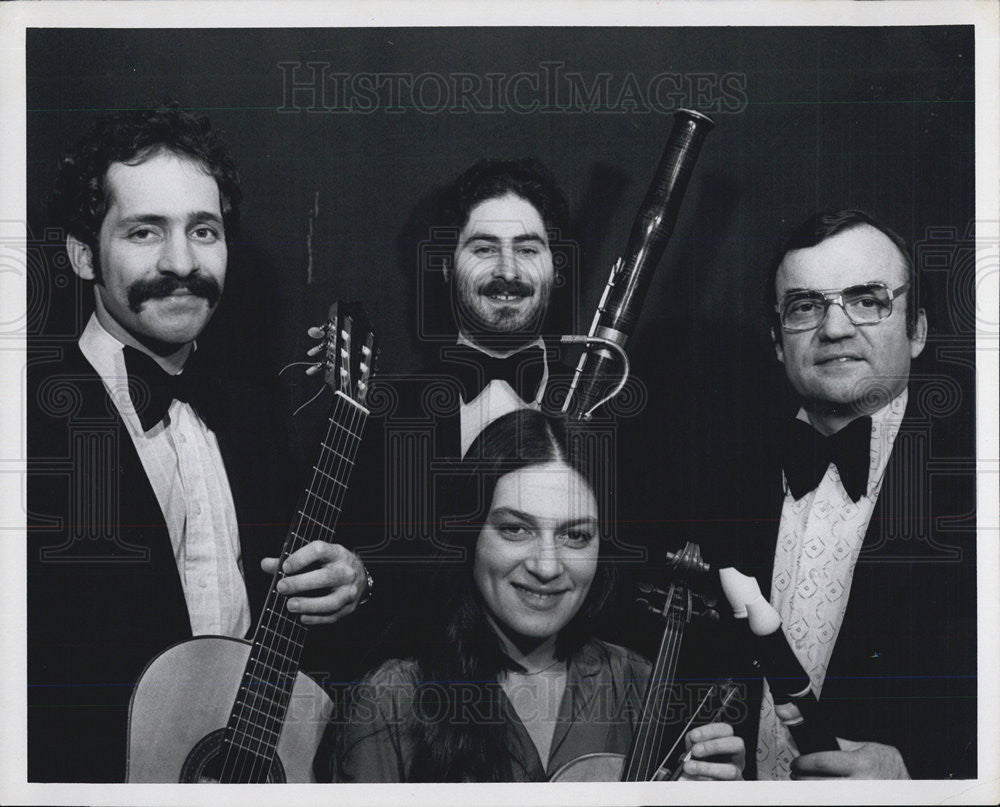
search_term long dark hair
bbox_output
[406,409,614,781]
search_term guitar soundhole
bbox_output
[180,728,286,783]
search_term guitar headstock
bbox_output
[312,301,378,406]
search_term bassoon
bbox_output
[561,108,714,420]
[551,111,723,782]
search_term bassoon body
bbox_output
[562,108,714,420]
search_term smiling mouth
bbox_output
[512,583,567,607]
[485,293,529,303]
[817,356,862,365]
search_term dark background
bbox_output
[26,26,977,652]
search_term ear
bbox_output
[66,235,96,281]
[910,308,928,359]
[442,255,451,284]
[771,325,785,364]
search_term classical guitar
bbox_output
[550,542,722,781]
[126,302,376,782]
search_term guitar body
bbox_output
[126,636,333,782]
[549,752,624,782]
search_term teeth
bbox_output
[516,587,559,601]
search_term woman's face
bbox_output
[473,460,600,651]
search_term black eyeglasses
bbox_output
[777,281,909,332]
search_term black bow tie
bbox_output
[780,415,872,503]
[122,345,218,432]
[445,344,546,404]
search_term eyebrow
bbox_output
[780,282,883,296]
[115,211,224,229]
[459,231,548,250]
[488,506,598,530]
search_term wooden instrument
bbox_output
[126,302,376,782]
[562,109,714,420]
[550,542,720,781]
[718,567,839,754]
[552,113,720,780]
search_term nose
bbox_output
[817,299,857,340]
[156,233,198,276]
[523,533,563,582]
[493,246,519,281]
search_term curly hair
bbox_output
[436,157,569,258]
[419,158,572,341]
[49,101,241,281]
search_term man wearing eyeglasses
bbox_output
[727,210,976,780]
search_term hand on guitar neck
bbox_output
[260,541,369,625]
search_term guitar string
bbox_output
[219,329,356,781]
[219,392,346,782]
[231,393,362,782]
[243,393,363,782]
[624,606,685,781]
[221,391,363,781]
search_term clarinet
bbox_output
[561,108,714,420]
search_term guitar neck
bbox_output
[221,390,369,780]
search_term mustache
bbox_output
[480,278,533,298]
[127,274,222,312]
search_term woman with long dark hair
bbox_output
[334,409,743,782]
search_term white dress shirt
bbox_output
[756,390,909,779]
[78,314,251,638]
[456,333,549,457]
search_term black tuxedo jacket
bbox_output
[26,343,307,782]
[699,394,977,780]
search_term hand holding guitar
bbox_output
[261,542,369,625]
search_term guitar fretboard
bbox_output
[219,390,368,782]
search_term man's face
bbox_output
[79,151,227,352]
[450,193,554,338]
[774,224,926,414]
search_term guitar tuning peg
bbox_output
[306,344,322,357]
[307,325,325,340]
[305,363,322,376]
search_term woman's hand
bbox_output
[676,722,745,781]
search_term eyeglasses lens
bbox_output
[781,284,892,330]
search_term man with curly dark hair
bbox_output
[425,157,571,455]
[28,103,369,782]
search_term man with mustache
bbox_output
[718,210,976,779]
[27,103,369,782]
[325,160,572,699]
[431,157,567,456]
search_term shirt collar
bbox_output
[456,331,546,359]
